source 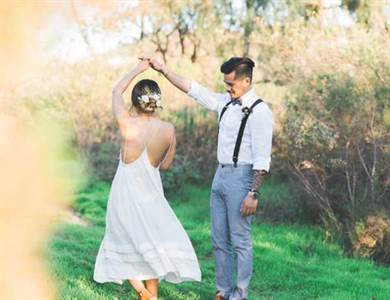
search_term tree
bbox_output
[242,0,269,56]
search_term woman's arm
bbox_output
[112,60,149,127]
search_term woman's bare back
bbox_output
[120,117,176,170]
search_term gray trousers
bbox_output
[211,163,254,300]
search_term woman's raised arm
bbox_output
[112,59,149,127]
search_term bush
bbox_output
[254,174,317,224]
[280,70,389,253]
[353,216,390,266]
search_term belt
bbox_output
[219,162,253,168]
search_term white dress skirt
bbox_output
[93,147,201,284]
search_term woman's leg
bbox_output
[128,279,153,299]
[145,279,159,298]
[128,279,145,292]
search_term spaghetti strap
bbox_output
[120,120,160,164]
[120,120,172,168]
[120,123,129,163]
[158,128,175,168]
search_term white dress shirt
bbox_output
[187,81,274,172]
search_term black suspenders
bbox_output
[219,99,263,167]
[219,99,234,123]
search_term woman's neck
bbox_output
[136,112,156,119]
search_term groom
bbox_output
[147,56,273,300]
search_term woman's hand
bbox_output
[113,59,149,94]
[139,56,166,74]
[134,58,150,74]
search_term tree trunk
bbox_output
[140,14,145,40]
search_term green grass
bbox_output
[45,181,390,300]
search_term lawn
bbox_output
[45,181,390,300]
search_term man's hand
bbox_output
[240,194,258,217]
[149,58,166,74]
[139,56,191,93]
[139,56,166,74]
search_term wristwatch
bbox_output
[248,189,259,199]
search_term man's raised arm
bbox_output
[146,57,226,112]
[149,58,191,93]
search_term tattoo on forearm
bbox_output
[251,170,267,191]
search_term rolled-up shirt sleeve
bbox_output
[186,80,226,112]
[249,103,274,172]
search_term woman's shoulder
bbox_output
[122,117,175,139]
[155,119,175,133]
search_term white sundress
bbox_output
[93,126,201,284]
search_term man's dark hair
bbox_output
[131,79,161,113]
[220,57,255,82]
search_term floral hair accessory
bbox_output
[140,94,149,103]
[137,92,163,109]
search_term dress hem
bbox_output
[93,273,202,285]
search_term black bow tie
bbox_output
[231,99,242,106]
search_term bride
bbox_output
[93,59,201,300]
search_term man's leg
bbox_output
[225,166,254,300]
[211,165,233,299]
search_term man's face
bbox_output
[223,71,251,100]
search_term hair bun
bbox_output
[131,79,162,114]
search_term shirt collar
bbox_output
[239,87,257,108]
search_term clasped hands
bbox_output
[135,56,166,75]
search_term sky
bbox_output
[38,2,140,63]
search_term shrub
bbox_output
[353,216,390,266]
[281,71,389,253]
